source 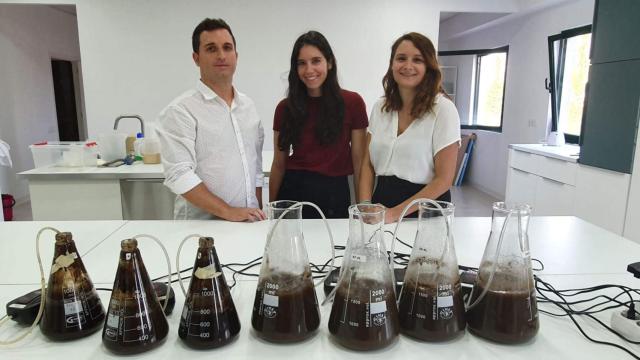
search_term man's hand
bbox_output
[223,207,267,222]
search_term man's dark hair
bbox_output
[192,18,236,53]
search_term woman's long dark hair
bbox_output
[278,31,345,151]
[382,32,445,118]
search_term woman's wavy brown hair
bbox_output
[382,32,446,118]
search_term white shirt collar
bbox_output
[196,80,242,107]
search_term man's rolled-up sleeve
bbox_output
[156,105,203,195]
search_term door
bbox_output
[51,59,80,141]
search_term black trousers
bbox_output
[277,169,350,219]
[372,175,451,218]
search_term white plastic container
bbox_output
[30,142,99,168]
[141,137,161,164]
[98,133,127,162]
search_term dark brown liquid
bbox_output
[398,281,465,341]
[251,272,319,343]
[102,293,169,354]
[40,238,106,341]
[328,279,399,350]
[39,283,105,341]
[466,285,539,344]
[178,279,240,348]
[102,248,169,354]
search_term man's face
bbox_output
[193,29,237,83]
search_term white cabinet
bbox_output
[506,145,631,235]
[505,168,537,206]
[505,149,577,216]
[535,176,575,215]
[574,165,630,235]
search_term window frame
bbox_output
[439,46,509,132]
[547,24,592,144]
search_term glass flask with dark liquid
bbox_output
[251,201,320,343]
[328,204,399,350]
[39,231,106,341]
[466,202,539,344]
[102,238,169,354]
[393,200,465,341]
[177,236,240,348]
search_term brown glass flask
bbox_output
[39,232,106,341]
[102,239,169,354]
[178,237,240,348]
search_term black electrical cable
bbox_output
[384,230,413,249]
[538,282,638,318]
[534,275,640,359]
[228,261,262,289]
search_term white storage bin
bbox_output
[30,142,98,168]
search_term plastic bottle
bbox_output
[133,133,144,161]
[141,137,161,164]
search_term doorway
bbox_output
[51,59,82,141]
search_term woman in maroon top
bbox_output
[269,31,368,218]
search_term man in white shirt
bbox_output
[157,18,266,221]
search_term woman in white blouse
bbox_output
[359,32,461,223]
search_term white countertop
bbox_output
[1,217,639,359]
[19,152,275,180]
[2,217,637,285]
[18,162,164,180]
[510,143,580,162]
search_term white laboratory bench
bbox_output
[1,217,639,359]
[18,151,275,221]
[18,163,168,220]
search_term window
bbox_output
[548,25,591,144]
[439,46,508,132]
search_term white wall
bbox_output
[1,0,561,201]
[439,54,474,125]
[0,4,80,200]
[71,0,525,149]
[439,0,594,199]
[624,134,640,243]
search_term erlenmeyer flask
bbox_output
[328,204,399,350]
[251,200,320,342]
[102,239,169,354]
[177,236,240,348]
[466,202,539,343]
[396,200,466,341]
[39,232,106,340]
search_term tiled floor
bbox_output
[450,185,500,217]
[8,185,498,221]
[10,199,32,221]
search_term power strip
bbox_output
[610,310,640,342]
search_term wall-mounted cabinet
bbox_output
[590,0,640,64]
[579,0,640,174]
[579,59,640,173]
